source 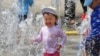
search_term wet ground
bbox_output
[61,35,80,56]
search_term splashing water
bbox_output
[0,0,67,56]
[0,0,43,56]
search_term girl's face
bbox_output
[43,13,57,27]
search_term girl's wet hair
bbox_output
[43,12,58,25]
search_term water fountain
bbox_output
[51,0,62,28]
[0,0,68,56]
[0,0,43,56]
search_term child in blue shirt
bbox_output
[18,0,33,23]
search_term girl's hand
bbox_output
[56,44,62,51]
[30,39,34,44]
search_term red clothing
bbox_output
[43,51,60,56]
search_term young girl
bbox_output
[31,7,67,56]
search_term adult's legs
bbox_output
[80,0,87,13]
[18,14,27,23]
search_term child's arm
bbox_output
[31,29,43,44]
[56,29,67,50]
[58,29,67,47]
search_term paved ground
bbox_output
[63,35,80,56]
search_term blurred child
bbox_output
[31,6,67,56]
[84,0,100,56]
[18,0,34,23]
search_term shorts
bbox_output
[43,51,60,56]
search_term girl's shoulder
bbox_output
[55,26,63,33]
[40,26,46,30]
[40,26,48,31]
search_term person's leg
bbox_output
[24,15,27,20]
[18,14,27,23]
[91,36,100,56]
[85,39,92,56]
[18,15,22,23]
[80,0,87,13]
[65,0,75,24]
[80,0,87,19]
